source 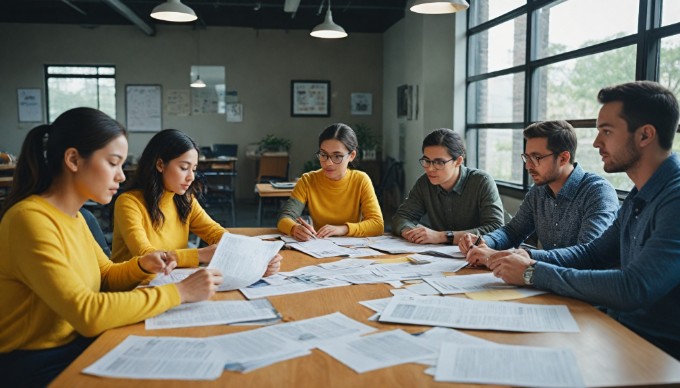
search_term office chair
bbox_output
[199,161,237,226]
[212,144,238,158]
[79,207,111,257]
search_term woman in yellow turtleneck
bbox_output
[277,123,384,241]
[111,129,282,273]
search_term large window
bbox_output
[45,65,116,122]
[466,0,680,192]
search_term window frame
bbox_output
[465,0,680,195]
[44,64,117,123]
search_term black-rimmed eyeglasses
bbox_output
[520,153,555,166]
[316,151,351,164]
[419,157,454,170]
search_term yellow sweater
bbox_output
[0,196,180,352]
[277,169,384,236]
[111,190,226,267]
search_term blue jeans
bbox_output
[0,335,95,387]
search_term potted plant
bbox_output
[258,134,292,154]
[353,123,380,160]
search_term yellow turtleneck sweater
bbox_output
[277,169,384,236]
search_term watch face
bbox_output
[523,266,535,285]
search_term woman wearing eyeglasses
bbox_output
[392,128,504,245]
[278,123,384,241]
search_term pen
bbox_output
[470,235,482,250]
[296,217,318,239]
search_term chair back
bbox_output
[257,154,289,183]
[79,207,111,257]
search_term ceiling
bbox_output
[2,0,408,35]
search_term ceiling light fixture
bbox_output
[408,0,469,14]
[151,0,197,22]
[191,28,206,88]
[310,0,347,39]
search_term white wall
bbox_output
[382,12,457,191]
[0,23,383,198]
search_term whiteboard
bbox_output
[126,85,162,132]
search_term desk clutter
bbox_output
[77,232,591,387]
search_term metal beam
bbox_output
[101,0,155,36]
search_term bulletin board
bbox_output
[126,85,162,132]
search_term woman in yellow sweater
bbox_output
[111,129,282,271]
[0,108,223,386]
[278,123,384,241]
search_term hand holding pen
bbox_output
[296,216,318,241]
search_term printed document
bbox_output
[424,272,515,294]
[148,268,199,287]
[318,330,435,373]
[145,299,279,330]
[207,233,283,291]
[83,335,225,380]
[261,312,376,348]
[379,295,580,332]
[434,343,585,387]
[412,327,497,366]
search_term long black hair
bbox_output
[126,129,202,229]
[1,107,126,219]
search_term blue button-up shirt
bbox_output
[532,153,680,359]
[484,163,619,250]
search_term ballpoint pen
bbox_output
[296,217,318,239]
[470,235,482,250]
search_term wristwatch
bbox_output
[445,231,454,244]
[522,264,536,286]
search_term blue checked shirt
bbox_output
[484,163,619,250]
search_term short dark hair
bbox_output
[128,129,203,229]
[523,120,577,164]
[598,81,679,150]
[422,128,465,159]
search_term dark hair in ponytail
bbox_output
[1,107,126,219]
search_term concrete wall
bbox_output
[0,23,382,198]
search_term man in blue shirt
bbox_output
[459,121,619,262]
[486,81,680,360]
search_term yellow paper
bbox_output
[465,289,528,301]
[372,256,411,264]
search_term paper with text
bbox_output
[207,233,283,291]
[145,299,278,330]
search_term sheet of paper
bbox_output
[318,258,374,270]
[424,272,515,295]
[148,268,199,287]
[255,233,283,240]
[412,327,497,365]
[326,237,372,246]
[434,343,585,387]
[211,328,305,365]
[224,348,311,373]
[287,239,356,258]
[358,297,393,313]
[318,330,435,373]
[369,237,464,258]
[280,235,298,243]
[379,295,580,333]
[403,281,441,295]
[261,312,377,349]
[466,287,548,301]
[83,335,225,380]
[239,276,350,299]
[145,299,278,330]
[207,233,283,291]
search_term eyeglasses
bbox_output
[316,151,351,164]
[419,157,454,170]
[520,153,555,166]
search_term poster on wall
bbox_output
[226,103,243,122]
[165,89,190,116]
[126,85,162,132]
[17,88,42,122]
[351,93,372,115]
[291,80,330,117]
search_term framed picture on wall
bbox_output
[291,80,330,117]
[351,93,372,115]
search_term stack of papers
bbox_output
[145,299,280,330]
[270,181,296,189]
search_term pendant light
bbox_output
[191,28,206,88]
[151,0,198,22]
[310,0,347,39]
[408,0,469,14]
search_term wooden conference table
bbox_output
[51,228,680,387]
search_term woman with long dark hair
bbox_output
[111,129,282,272]
[0,108,223,386]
